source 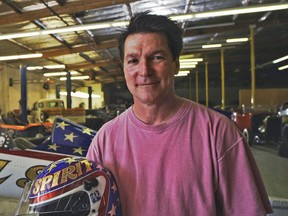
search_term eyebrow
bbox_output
[125,53,138,59]
[125,49,167,59]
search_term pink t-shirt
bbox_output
[87,100,272,215]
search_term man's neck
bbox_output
[132,96,184,125]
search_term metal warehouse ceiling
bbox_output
[0,0,287,88]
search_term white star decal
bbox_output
[47,162,57,172]
[56,121,69,130]
[48,143,58,151]
[73,147,85,155]
[64,132,77,142]
[64,157,78,164]
[108,203,117,216]
[111,182,117,194]
[82,127,92,135]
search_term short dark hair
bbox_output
[118,11,183,63]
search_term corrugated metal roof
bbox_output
[0,0,287,87]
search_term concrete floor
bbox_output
[1,143,288,215]
[251,143,288,199]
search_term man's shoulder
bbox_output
[99,108,130,131]
[183,100,236,128]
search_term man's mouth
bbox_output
[137,81,160,86]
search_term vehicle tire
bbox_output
[40,112,48,122]
[278,144,288,158]
[243,128,253,146]
[283,127,288,144]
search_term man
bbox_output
[87,11,272,215]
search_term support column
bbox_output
[195,71,199,103]
[56,84,60,99]
[88,86,92,109]
[189,76,192,100]
[221,49,225,110]
[20,65,28,123]
[205,62,209,107]
[250,25,256,109]
[66,72,72,108]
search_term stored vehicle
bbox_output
[30,98,85,124]
[277,101,288,157]
[0,116,52,144]
[232,109,272,146]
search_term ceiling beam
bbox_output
[0,0,137,26]
[66,59,121,71]
[42,40,117,58]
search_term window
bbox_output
[38,102,44,108]
[48,102,58,108]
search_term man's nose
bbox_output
[139,59,151,77]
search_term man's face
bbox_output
[123,32,179,105]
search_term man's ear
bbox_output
[174,59,180,75]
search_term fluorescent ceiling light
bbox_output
[175,74,189,77]
[0,31,40,40]
[202,44,222,49]
[60,75,89,80]
[60,91,101,99]
[111,21,129,27]
[170,3,288,21]
[0,53,43,61]
[185,22,234,30]
[41,23,111,35]
[178,70,190,73]
[180,57,204,61]
[180,62,198,66]
[44,71,79,77]
[273,55,288,64]
[175,71,190,77]
[44,64,66,69]
[226,38,249,43]
[27,64,66,70]
[180,63,198,68]
[27,66,44,70]
[278,64,288,71]
[0,21,129,41]
[180,59,201,63]
[170,14,194,21]
[180,65,197,69]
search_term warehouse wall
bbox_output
[52,85,104,109]
[0,64,45,115]
[239,88,288,111]
[175,86,240,107]
[0,64,104,117]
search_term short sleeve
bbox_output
[216,137,273,215]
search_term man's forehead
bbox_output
[124,33,169,56]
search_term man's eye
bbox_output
[152,55,165,61]
[127,58,138,64]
